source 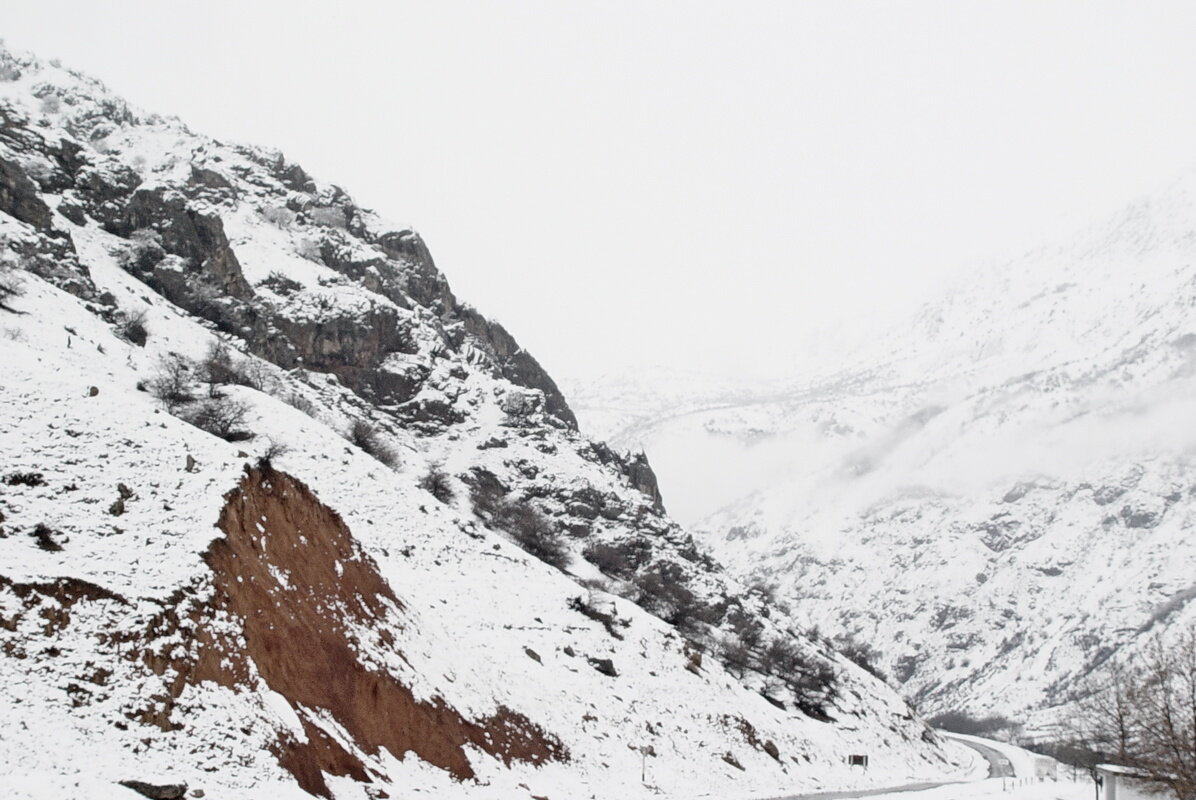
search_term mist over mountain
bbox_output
[571,172,1196,731]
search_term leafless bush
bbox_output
[6,472,45,487]
[31,523,62,552]
[0,261,23,313]
[199,341,238,396]
[489,498,570,571]
[199,341,271,395]
[186,396,253,442]
[347,419,399,468]
[466,469,571,570]
[118,308,148,346]
[757,636,838,719]
[282,390,318,417]
[257,438,290,471]
[467,469,509,518]
[235,359,273,392]
[636,561,701,630]
[719,634,755,678]
[568,593,626,639]
[583,538,651,581]
[149,354,194,409]
[419,464,455,503]
[260,269,302,295]
[834,634,888,682]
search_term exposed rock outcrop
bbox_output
[196,468,566,797]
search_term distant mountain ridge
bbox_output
[571,171,1196,730]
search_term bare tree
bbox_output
[1076,627,1196,799]
[149,354,194,410]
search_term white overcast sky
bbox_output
[7,1,1196,383]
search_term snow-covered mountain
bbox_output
[570,172,1196,732]
[0,46,970,799]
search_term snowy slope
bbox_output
[0,45,966,799]
[571,171,1196,730]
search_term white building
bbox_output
[1096,763,1162,800]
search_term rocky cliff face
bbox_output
[0,45,968,799]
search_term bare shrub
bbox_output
[199,341,238,396]
[347,419,399,468]
[229,357,272,392]
[118,308,148,346]
[149,354,194,409]
[283,391,318,417]
[199,341,271,394]
[6,472,45,487]
[31,523,62,552]
[186,396,253,442]
[834,634,888,682]
[583,538,651,581]
[636,561,701,630]
[758,637,839,720]
[467,470,573,572]
[260,269,302,295]
[467,468,508,518]
[490,498,570,571]
[719,634,755,678]
[0,258,23,313]
[419,465,455,504]
[257,438,290,471]
[568,593,626,639]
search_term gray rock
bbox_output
[118,781,187,800]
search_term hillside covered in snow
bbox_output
[0,45,972,799]
[570,170,1196,733]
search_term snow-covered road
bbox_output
[763,732,1090,800]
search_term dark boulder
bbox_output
[118,780,187,800]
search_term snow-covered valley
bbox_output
[567,172,1196,732]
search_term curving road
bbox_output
[950,736,1014,779]
[767,734,1014,800]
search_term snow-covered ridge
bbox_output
[0,43,965,799]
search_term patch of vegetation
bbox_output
[419,464,455,503]
[494,500,570,571]
[927,710,1018,737]
[568,594,627,640]
[117,308,148,346]
[833,634,888,682]
[347,419,400,469]
[186,396,253,442]
[5,472,45,487]
[259,270,302,295]
[149,354,194,409]
[30,523,62,552]
[583,538,651,581]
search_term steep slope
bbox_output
[577,172,1196,731]
[0,45,967,799]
